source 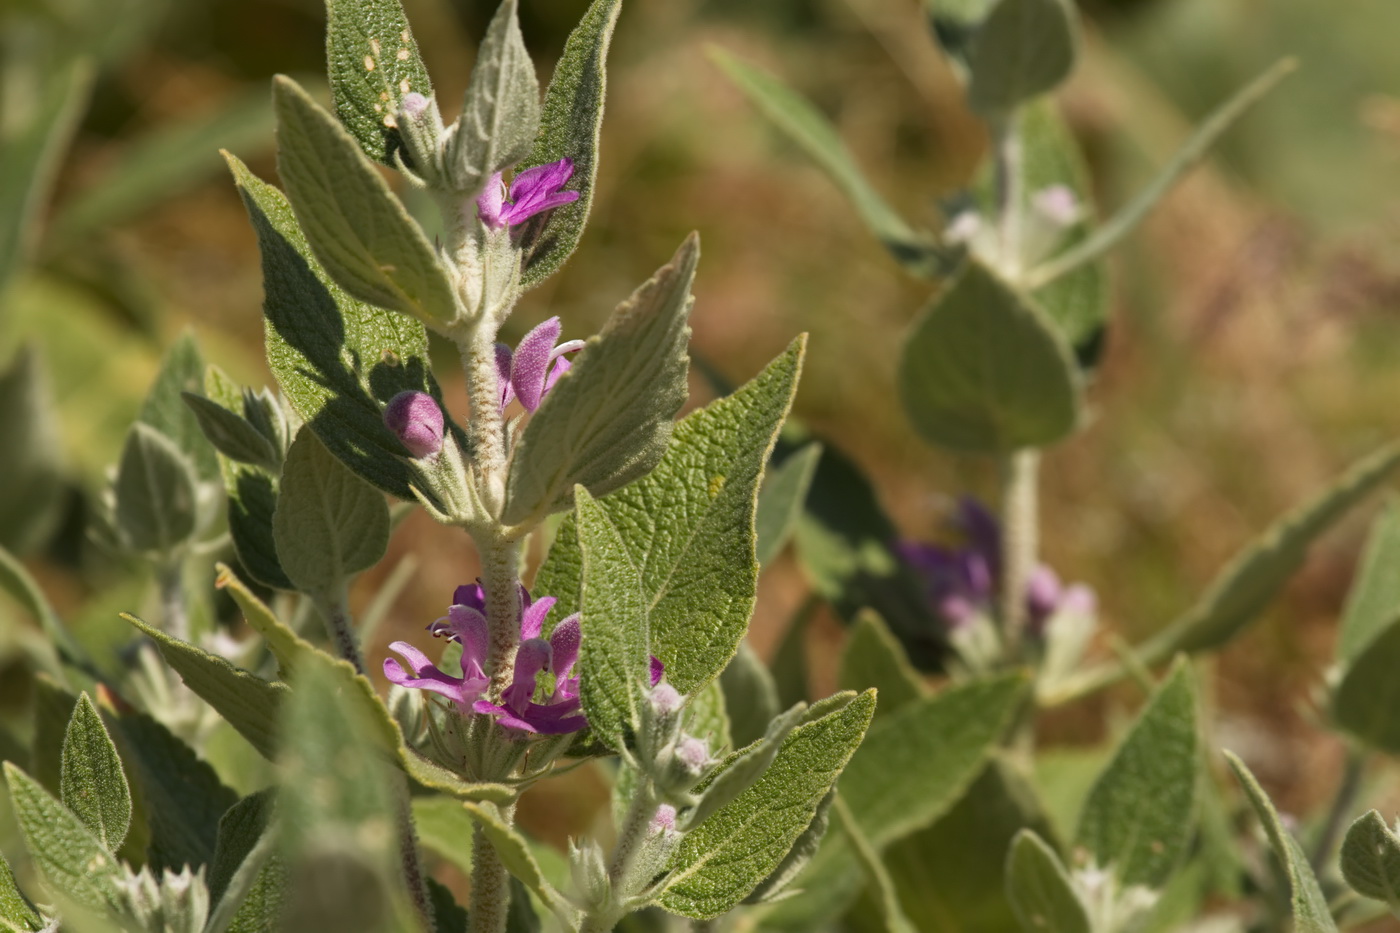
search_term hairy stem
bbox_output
[313,584,365,675]
[999,449,1039,659]
[579,781,657,933]
[993,112,1026,281]
[469,803,517,933]
[460,328,509,518]
[158,560,189,642]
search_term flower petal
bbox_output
[549,613,580,678]
[510,317,563,412]
[476,172,508,228]
[520,595,557,641]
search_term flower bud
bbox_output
[394,93,446,185]
[648,683,684,716]
[384,391,444,459]
[568,838,613,913]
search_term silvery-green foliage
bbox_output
[1341,811,1400,912]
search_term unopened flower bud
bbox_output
[649,683,684,716]
[676,736,710,775]
[394,93,446,185]
[650,804,678,833]
[400,92,430,118]
[384,391,443,459]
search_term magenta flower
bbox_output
[898,497,1094,634]
[495,317,585,412]
[477,158,580,230]
[383,390,444,458]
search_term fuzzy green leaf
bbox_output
[536,337,802,696]
[139,332,220,484]
[502,234,696,527]
[325,0,433,164]
[575,485,651,752]
[59,694,132,852]
[445,0,539,192]
[273,427,390,592]
[1337,500,1400,665]
[0,346,66,556]
[516,0,620,289]
[1341,810,1400,910]
[898,258,1081,453]
[965,0,1079,116]
[838,609,926,720]
[755,442,822,568]
[922,0,999,68]
[113,422,200,554]
[226,151,443,501]
[711,51,944,277]
[182,392,279,471]
[4,762,125,913]
[660,690,876,919]
[1006,830,1091,933]
[1076,659,1199,888]
[718,641,780,749]
[0,851,42,932]
[273,75,457,325]
[1225,752,1338,933]
[1333,615,1400,754]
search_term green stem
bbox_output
[158,560,189,642]
[580,781,658,933]
[1310,745,1367,873]
[999,449,1039,660]
[993,113,1026,281]
[314,583,365,675]
[469,804,517,933]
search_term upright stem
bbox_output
[993,113,1026,280]
[158,561,189,642]
[999,449,1039,659]
[580,782,657,933]
[469,803,517,933]
[315,588,435,932]
[1311,745,1367,872]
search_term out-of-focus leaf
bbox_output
[535,338,801,698]
[1333,616,1400,753]
[1076,659,1199,888]
[712,50,945,277]
[828,794,916,932]
[838,610,926,720]
[48,86,275,245]
[1337,500,1400,665]
[1341,810,1400,910]
[1225,752,1338,933]
[516,0,621,289]
[226,151,444,501]
[755,442,821,568]
[719,641,780,749]
[325,0,433,164]
[898,259,1081,453]
[1006,829,1090,933]
[182,392,279,472]
[503,235,695,527]
[444,0,538,193]
[411,797,476,878]
[138,332,219,485]
[0,544,79,676]
[3,762,124,914]
[0,346,66,555]
[0,850,43,931]
[660,691,875,919]
[273,76,457,326]
[122,613,287,760]
[59,694,132,852]
[0,57,90,291]
[965,0,1079,117]
[30,677,77,794]
[922,0,999,69]
[273,427,390,592]
[112,422,199,555]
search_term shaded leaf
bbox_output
[965,0,1079,116]
[113,422,199,554]
[755,442,821,568]
[1006,829,1090,933]
[838,609,926,720]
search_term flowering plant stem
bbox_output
[999,448,1039,660]
[470,802,517,933]
[580,779,659,933]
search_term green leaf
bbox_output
[502,234,696,527]
[516,0,621,289]
[897,258,1081,453]
[575,485,652,752]
[1341,810,1400,910]
[273,75,457,326]
[1224,752,1338,933]
[430,879,469,933]
[0,543,81,676]
[209,790,276,905]
[273,427,390,592]
[718,641,780,749]
[1332,616,1400,753]
[687,678,732,753]
[113,422,200,554]
[182,392,279,471]
[793,440,944,668]
[826,794,916,931]
[60,694,132,852]
[1337,500,1400,665]
[445,0,539,193]
[710,50,943,277]
[226,151,443,501]
[3,762,124,914]
[1075,659,1199,888]
[461,802,566,918]
[325,0,433,165]
[755,442,821,568]
[660,690,876,919]
[0,346,66,556]
[411,797,476,878]
[1134,442,1400,664]
[1026,59,1296,290]
[685,703,811,832]
[206,791,287,933]
[841,672,1027,846]
[1006,830,1091,933]
[0,851,43,932]
[139,332,220,485]
[965,0,1078,117]
[0,58,91,292]
[121,612,288,760]
[922,0,999,69]
[107,708,238,871]
[537,337,802,698]
[29,678,77,795]
[838,609,926,720]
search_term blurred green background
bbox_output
[4,0,1400,854]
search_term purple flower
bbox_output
[495,317,585,412]
[477,158,580,230]
[383,390,444,458]
[899,496,1094,635]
